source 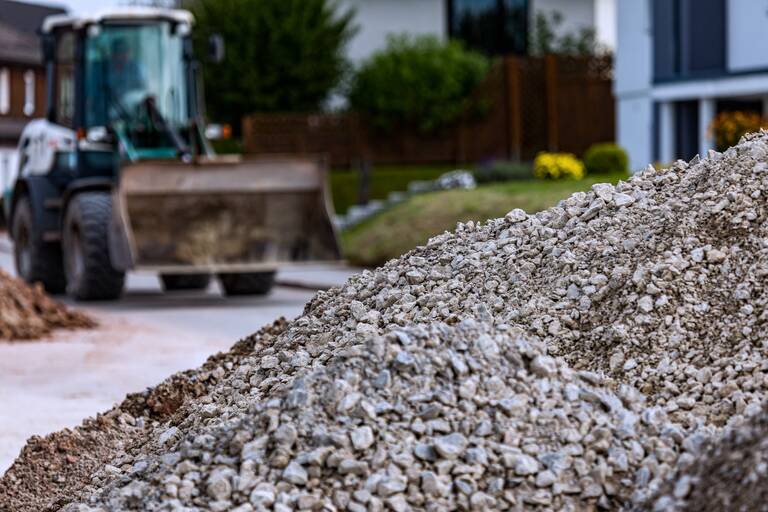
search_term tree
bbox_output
[529,11,604,57]
[348,35,489,134]
[189,0,356,131]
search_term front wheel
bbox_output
[161,274,211,291]
[218,272,276,296]
[11,196,66,293]
[63,192,125,301]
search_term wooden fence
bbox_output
[242,55,614,167]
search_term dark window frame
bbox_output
[652,0,727,83]
[446,0,529,56]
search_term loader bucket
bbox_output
[112,156,341,273]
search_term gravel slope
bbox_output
[4,133,768,510]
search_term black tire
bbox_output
[62,192,125,301]
[11,196,66,293]
[218,272,276,296]
[161,274,211,291]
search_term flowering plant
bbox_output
[533,152,585,180]
[709,111,767,151]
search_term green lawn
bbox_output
[342,171,629,267]
[330,165,457,214]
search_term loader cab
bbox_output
[42,9,207,169]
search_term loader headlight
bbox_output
[87,126,109,143]
[205,124,231,141]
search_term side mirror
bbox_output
[42,34,55,62]
[207,34,225,63]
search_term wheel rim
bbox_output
[14,224,31,279]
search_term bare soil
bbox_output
[0,270,95,341]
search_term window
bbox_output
[23,71,35,116]
[447,0,529,56]
[652,0,725,81]
[0,68,9,115]
[55,31,76,126]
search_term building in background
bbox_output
[339,0,616,62]
[617,0,768,170]
[0,0,67,191]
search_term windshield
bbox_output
[84,22,188,131]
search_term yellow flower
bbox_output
[534,152,585,180]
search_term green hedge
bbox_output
[473,161,532,183]
[583,143,629,175]
[348,35,489,134]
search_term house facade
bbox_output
[616,0,768,170]
[339,0,616,62]
[0,0,66,191]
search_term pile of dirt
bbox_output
[0,270,95,340]
[5,132,768,509]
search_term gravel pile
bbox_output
[4,132,768,510]
[0,270,95,340]
[61,322,687,511]
[651,405,768,511]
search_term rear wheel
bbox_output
[11,196,66,293]
[160,274,211,291]
[63,192,125,301]
[218,272,276,296]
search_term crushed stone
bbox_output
[650,405,768,511]
[59,322,688,510]
[5,132,768,509]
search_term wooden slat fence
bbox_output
[242,55,615,167]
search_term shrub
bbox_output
[709,111,768,151]
[348,35,490,133]
[583,143,629,175]
[190,0,356,132]
[533,152,585,180]
[473,161,532,183]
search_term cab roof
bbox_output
[41,7,194,33]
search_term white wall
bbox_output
[618,96,653,171]
[615,0,650,96]
[341,0,613,63]
[594,0,616,50]
[532,0,595,40]
[615,0,652,170]
[0,148,18,196]
[727,0,768,72]
[339,0,446,63]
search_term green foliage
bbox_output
[330,165,454,214]
[529,10,602,56]
[190,0,356,131]
[473,161,532,184]
[342,171,629,267]
[583,143,629,175]
[348,35,490,133]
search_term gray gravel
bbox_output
[49,131,768,509]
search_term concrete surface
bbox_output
[0,235,360,474]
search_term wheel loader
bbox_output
[6,8,341,300]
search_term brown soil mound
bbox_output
[0,270,95,340]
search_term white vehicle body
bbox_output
[15,120,76,178]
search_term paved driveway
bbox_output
[0,235,359,473]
